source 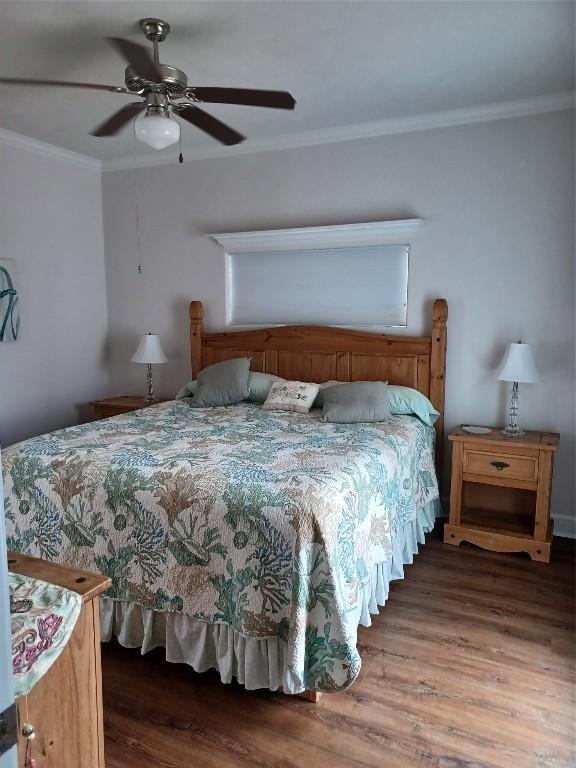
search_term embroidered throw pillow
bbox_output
[262,380,320,414]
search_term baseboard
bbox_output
[437,497,575,540]
[552,514,576,540]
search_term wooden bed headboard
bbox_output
[189,299,448,481]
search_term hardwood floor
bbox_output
[102,527,575,768]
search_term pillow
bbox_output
[322,381,390,423]
[177,371,285,404]
[262,380,320,414]
[248,372,285,403]
[388,385,439,426]
[188,358,250,407]
[312,380,339,409]
[175,380,198,399]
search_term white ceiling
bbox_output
[0,1,573,165]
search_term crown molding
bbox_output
[0,126,101,171]
[101,91,575,172]
[1,91,572,173]
[210,218,424,253]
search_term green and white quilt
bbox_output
[3,400,438,692]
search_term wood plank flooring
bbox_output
[102,527,575,768]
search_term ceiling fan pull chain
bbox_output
[178,128,184,164]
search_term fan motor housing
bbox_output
[125,63,188,94]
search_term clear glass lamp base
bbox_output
[144,363,156,401]
[502,381,524,437]
[501,426,525,437]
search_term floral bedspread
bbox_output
[10,573,82,697]
[3,400,438,691]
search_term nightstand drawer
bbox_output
[463,450,538,482]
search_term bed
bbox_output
[3,298,448,695]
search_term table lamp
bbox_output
[130,333,167,401]
[496,341,539,437]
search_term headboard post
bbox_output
[429,298,448,487]
[189,300,204,378]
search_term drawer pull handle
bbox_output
[490,461,510,471]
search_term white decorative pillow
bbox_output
[262,380,320,414]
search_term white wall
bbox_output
[101,109,575,535]
[0,142,109,447]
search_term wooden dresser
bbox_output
[8,552,111,768]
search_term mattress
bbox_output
[3,400,439,692]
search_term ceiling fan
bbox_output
[0,18,296,152]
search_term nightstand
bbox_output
[90,395,164,420]
[444,427,559,562]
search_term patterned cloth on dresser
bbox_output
[10,573,82,697]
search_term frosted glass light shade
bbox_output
[130,334,168,364]
[496,342,539,383]
[134,112,180,150]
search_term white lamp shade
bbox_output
[134,112,180,150]
[496,342,539,383]
[131,334,168,364]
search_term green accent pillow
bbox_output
[248,372,285,403]
[387,385,439,426]
[175,380,198,399]
[322,382,390,423]
[188,358,250,407]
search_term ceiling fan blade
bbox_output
[191,87,295,110]
[0,77,130,94]
[107,37,160,82]
[177,106,245,145]
[91,102,145,136]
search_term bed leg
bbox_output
[299,690,323,703]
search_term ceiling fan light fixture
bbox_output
[134,107,180,150]
[3,18,295,151]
